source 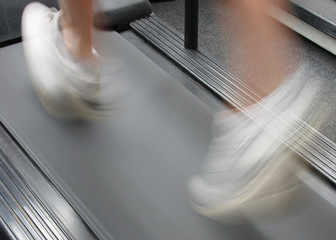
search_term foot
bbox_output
[22,2,122,120]
[188,65,318,223]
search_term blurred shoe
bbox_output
[22,2,122,120]
[188,66,318,223]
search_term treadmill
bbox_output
[1,0,336,239]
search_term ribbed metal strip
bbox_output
[0,179,39,239]
[130,16,336,185]
[0,193,30,239]
[290,1,336,40]
[0,212,18,240]
[136,16,260,101]
[0,149,72,239]
[0,211,18,240]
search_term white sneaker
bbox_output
[22,2,123,120]
[188,65,319,223]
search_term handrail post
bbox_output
[184,0,198,49]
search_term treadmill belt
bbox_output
[0,30,215,239]
[1,30,336,240]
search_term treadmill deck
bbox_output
[1,30,336,240]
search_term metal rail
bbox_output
[184,0,199,49]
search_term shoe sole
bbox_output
[189,146,304,224]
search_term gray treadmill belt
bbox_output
[1,30,336,240]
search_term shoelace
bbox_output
[41,7,58,34]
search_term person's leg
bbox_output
[188,0,315,222]
[58,0,94,59]
[215,0,297,105]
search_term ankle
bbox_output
[60,16,93,60]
